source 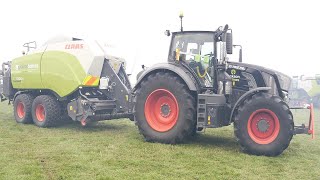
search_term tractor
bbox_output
[133,14,314,156]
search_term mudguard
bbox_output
[229,87,271,123]
[134,63,198,91]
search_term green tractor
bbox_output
[133,15,314,156]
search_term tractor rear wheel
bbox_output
[134,72,196,144]
[13,94,34,124]
[234,92,294,156]
[32,95,61,127]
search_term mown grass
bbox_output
[0,103,319,180]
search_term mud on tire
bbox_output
[134,71,196,144]
[234,92,294,156]
[32,95,62,127]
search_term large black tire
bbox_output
[32,95,62,127]
[234,92,294,156]
[13,94,34,124]
[134,72,196,144]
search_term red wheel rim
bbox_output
[81,119,87,126]
[144,89,179,132]
[247,109,280,144]
[36,104,45,122]
[17,102,25,118]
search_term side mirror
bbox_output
[226,32,233,54]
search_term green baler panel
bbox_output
[11,53,44,89]
[11,51,87,98]
[41,51,87,97]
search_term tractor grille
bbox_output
[242,72,257,89]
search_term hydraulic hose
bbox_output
[196,66,208,78]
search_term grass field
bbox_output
[0,103,319,180]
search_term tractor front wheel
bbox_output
[234,92,294,156]
[134,72,196,144]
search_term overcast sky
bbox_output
[1,0,319,80]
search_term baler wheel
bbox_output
[32,95,61,127]
[14,94,34,124]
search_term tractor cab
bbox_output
[166,24,234,95]
[168,31,215,87]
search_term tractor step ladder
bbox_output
[196,95,207,130]
[290,104,315,139]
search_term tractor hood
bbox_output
[228,61,292,92]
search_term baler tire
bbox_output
[234,92,294,156]
[134,71,196,144]
[14,94,34,124]
[32,95,62,128]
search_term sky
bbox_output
[0,0,319,81]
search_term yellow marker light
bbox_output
[70,106,73,111]
[125,95,129,101]
[175,48,180,61]
[179,11,184,18]
[208,116,211,125]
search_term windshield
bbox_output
[169,32,214,61]
[169,32,215,87]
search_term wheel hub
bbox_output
[160,103,171,117]
[247,109,280,145]
[17,102,25,119]
[36,104,45,122]
[144,89,179,132]
[257,119,270,132]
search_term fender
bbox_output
[134,63,198,91]
[12,90,32,104]
[229,87,271,123]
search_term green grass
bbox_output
[0,103,319,180]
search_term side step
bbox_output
[196,95,207,129]
[196,94,227,131]
[291,104,315,139]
